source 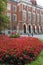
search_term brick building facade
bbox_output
[7,0,43,34]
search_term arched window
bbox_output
[37,26,39,33]
[33,26,35,33]
[29,25,31,33]
[41,26,42,32]
[24,25,26,33]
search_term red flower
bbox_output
[0,35,43,64]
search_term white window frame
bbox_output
[19,4,22,12]
[37,14,39,23]
[22,10,27,21]
[13,5,17,12]
[7,3,11,10]
[7,13,11,20]
[32,6,35,12]
[41,14,43,23]
[28,11,31,22]
[32,13,36,23]
[13,14,17,21]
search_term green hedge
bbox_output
[10,34,20,38]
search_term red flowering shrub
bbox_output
[11,31,16,34]
[0,35,43,65]
[10,32,20,38]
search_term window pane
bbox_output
[22,10,27,21]
[28,12,31,22]
[32,13,36,23]
[13,14,17,21]
[14,26,16,30]
[7,13,11,20]
[37,14,39,23]
[13,5,17,12]
[7,3,11,10]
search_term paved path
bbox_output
[21,34,43,39]
[33,34,43,39]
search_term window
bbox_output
[32,6,35,12]
[23,5,26,10]
[13,5,17,12]
[37,14,39,23]
[29,25,31,33]
[14,26,16,30]
[28,12,31,22]
[24,25,26,33]
[41,15,43,23]
[14,0,17,1]
[13,14,17,21]
[19,5,22,11]
[12,0,18,2]
[7,3,11,10]
[7,13,11,20]
[32,13,36,23]
[22,10,27,21]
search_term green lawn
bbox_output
[41,40,43,42]
[25,50,43,65]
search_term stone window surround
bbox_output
[7,3,11,10]
[13,14,17,21]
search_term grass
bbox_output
[41,40,43,42]
[25,50,43,65]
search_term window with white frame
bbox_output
[7,3,11,10]
[13,5,17,12]
[19,4,22,12]
[13,14,17,21]
[14,25,16,30]
[13,0,18,2]
[22,10,27,21]
[28,12,31,22]
[37,14,39,23]
[32,6,35,12]
[32,13,36,23]
[41,15,43,23]
[7,13,11,20]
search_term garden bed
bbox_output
[25,50,43,65]
[0,35,43,65]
